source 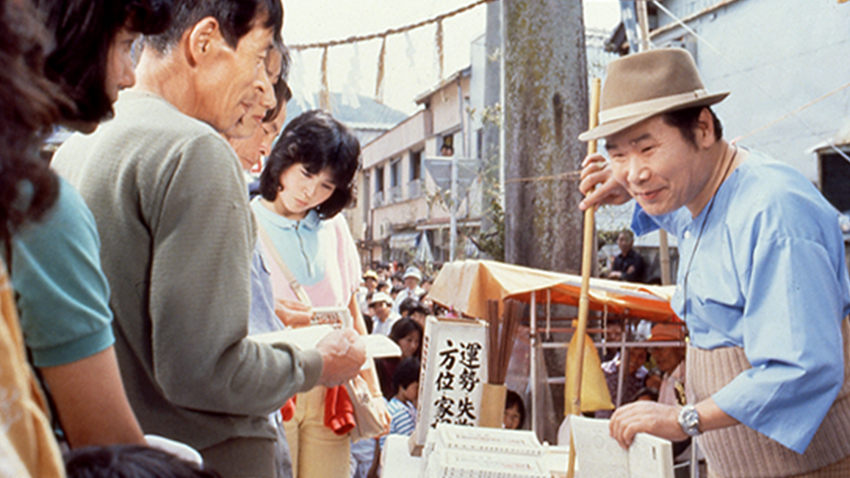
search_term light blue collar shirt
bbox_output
[632,150,850,453]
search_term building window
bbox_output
[410,150,422,181]
[389,159,401,203]
[440,135,454,157]
[374,166,384,207]
[390,159,400,188]
[375,166,384,193]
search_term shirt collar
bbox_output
[252,198,322,231]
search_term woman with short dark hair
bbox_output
[253,110,383,478]
[36,0,172,130]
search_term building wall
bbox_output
[359,71,480,265]
[653,0,850,181]
[361,111,430,169]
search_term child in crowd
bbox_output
[503,390,526,430]
[385,357,420,440]
[352,357,421,478]
[376,318,423,399]
[376,281,390,294]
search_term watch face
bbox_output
[679,406,701,437]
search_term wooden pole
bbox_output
[634,0,674,285]
[566,77,601,478]
[659,229,672,285]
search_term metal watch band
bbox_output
[678,404,701,437]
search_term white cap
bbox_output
[369,292,393,305]
[403,266,422,281]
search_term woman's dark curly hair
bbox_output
[0,0,68,260]
[259,110,360,219]
[36,0,172,124]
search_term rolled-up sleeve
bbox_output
[712,236,845,453]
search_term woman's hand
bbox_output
[578,153,631,210]
[275,299,312,327]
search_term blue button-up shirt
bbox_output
[633,150,850,453]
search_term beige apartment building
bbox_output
[349,67,483,269]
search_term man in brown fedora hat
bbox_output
[580,48,850,477]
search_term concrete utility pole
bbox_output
[480,0,502,239]
[503,0,589,273]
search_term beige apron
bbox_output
[687,319,850,478]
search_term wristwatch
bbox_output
[678,404,701,437]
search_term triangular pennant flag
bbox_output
[565,332,614,413]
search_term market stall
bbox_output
[427,259,682,439]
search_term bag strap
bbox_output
[255,218,313,306]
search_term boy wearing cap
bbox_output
[580,48,850,476]
[369,292,400,337]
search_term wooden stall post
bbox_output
[566,77,601,478]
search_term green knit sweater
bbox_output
[52,90,322,450]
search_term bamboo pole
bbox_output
[566,77,601,478]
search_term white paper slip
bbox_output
[362,334,402,359]
[248,326,401,361]
[249,325,334,350]
[571,415,673,478]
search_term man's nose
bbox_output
[626,156,650,184]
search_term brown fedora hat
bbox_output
[579,48,729,141]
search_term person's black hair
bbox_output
[629,387,659,403]
[505,390,526,429]
[389,317,423,346]
[376,281,389,293]
[0,0,68,261]
[146,0,283,53]
[261,45,291,124]
[393,357,421,391]
[391,285,404,295]
[398,298,428,317]
[36,0,172,124]
[263,80,291,123]
[259,109,360,219]
[391,272,403,282]
[660,106,723,148]
[64,445,223,478]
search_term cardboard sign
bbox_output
[412,316,489,447]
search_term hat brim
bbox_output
[578,91,729,142]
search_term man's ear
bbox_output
[695,107,716,149]
[186,17,221,66]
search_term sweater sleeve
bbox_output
[146,134,321,415]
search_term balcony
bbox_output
[389,185,402,204]
[407,179,423,199]
[373,191,384,208]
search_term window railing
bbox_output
[389,185,402,204]
[408,179,423,199]
[373,191,384,208]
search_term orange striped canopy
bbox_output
[429,259,680,323]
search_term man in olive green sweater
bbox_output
[52,2,365,477]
